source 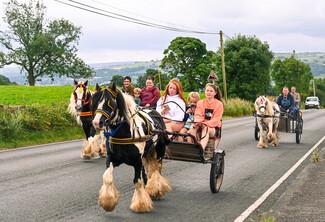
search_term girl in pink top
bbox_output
[189,83,224,151]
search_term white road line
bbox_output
[234,135,325,222]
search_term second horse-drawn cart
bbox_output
[254,111,303,144]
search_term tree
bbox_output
[313,78,325,106]
[0,0,93,86]
[111,75,124,87]
[271,55,313,98]
[221,34,274,101]
[160,37,217,92]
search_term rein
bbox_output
[103,109,154,146]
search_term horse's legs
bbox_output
[270,121,280,147]
[81,117,100,159]
[267,121,273,143]
[257,122,267,148]
[130,156,153,213]
[98,159,120,212]
[143,151,172,199]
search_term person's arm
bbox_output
[296,93,301,103]
[156,97,163,113]
[149,87,160,106]
[194,100,205,124]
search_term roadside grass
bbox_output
[0,85,254,149]
[311,148,320,163]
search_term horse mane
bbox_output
[116,89,137,124]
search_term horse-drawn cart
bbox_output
[254,111,303,144]
[161,127,225,193]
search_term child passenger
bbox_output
[178,92,200,142]
[133,88,142,106]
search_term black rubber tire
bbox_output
[254,126,260,141]
[210,152,225,193]
[295,119,303,144]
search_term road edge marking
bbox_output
[234,135,325,222]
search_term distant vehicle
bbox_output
[305,96,320,109]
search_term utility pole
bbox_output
[220,31,227,101]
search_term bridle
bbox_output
[73,83,90,105]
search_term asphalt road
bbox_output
[0,109,324,222]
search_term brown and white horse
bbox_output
[68,80,106,159]
[254,95,280,148]
[92,83,172,213]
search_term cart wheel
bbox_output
[141,166,148,186]
[295,119,303,144]
[210,152,225,193]
[254,126,260,141]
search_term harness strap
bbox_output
[109,135,153,144]
[80,111,92,117]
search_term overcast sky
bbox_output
[1,0,325,64]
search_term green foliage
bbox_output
[311,148,320,163]
[0,0,93,86]
[0,103,83,148]
[0,74,14,85]
[221,34,274,102]
[271,56,313,97]
[160,37,217,92]
[223,98,254,117]
[312,78,325,106]
[111,75,124,87]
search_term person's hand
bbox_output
[161,107,169,116]
[286,109,289,113]
[145,103,150,108]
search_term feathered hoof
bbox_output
[98,165,120,212]
[98,184,120,212]
[145,171,172,199]
[270,142,278,147]
[257,143,267,149]
[130,180,153,213]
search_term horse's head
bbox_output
[255,95,268,113]
[72,80,90,111]
[92,83,123,130]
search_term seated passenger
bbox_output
[156,79,186,133]
[188,83,223,155]
[276,86,296,117]
[291,86,301,110]
[178,92,200,142]
[140,75,160,109]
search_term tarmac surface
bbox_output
[248,145,325,222]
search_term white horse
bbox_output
[254,95,280,148]
[68,80,106,159]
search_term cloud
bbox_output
[1,0,325,64]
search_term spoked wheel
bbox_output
[210,151,225,193]
[295,118,303,144]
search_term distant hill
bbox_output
[0,53,324,86]
[274,52,325,77]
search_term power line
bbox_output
[54,0,221,35]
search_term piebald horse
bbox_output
[68,80,106,159]
[254,95,280,148]
[92,83,172,213]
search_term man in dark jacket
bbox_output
[276,86,296,117]
[121,76,135,97]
